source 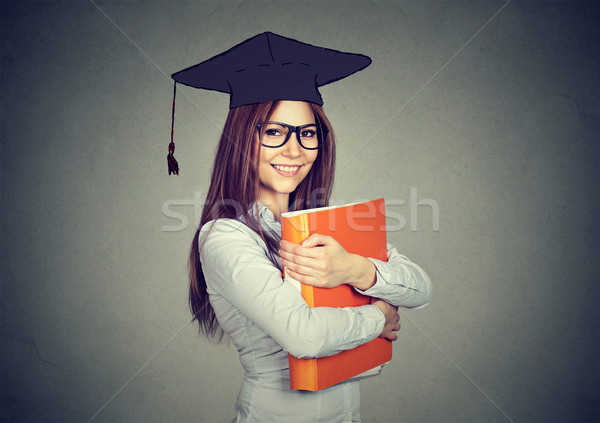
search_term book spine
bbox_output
[288,355,318,391]
[283,213,320,390]
[283,213,310,243]
[282,214,313,306]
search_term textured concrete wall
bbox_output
[2,1,598,422]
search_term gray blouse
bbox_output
[199,202,433,422]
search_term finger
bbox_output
[301,233,335,247]
[279,240,307,256]
[279,242,324,260]
[285,267,307,281]
[279,239,298,252]
[281,258,317,277]
[279,249,319,267]
[280,254,321,273]
[285,268,322,287]
[283,257,328,281]
[382,332,398,342]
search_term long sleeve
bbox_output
[358,243,433,309]
[200,218,385,359]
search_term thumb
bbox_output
[301,233,333,247]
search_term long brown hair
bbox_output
[189,100,336,338]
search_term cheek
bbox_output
[258,145,273,165]
[301,151,318,176]
[254,140,271,169]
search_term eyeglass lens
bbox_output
[260,122,320,149]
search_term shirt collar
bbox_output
[249,201,281,236]
[249,201,273,220]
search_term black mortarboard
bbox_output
[168,32,371,174]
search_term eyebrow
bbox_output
[266,121,317,127]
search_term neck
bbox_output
[258,192,289,221]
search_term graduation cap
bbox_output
[168,32,371,174]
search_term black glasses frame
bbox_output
[256,120,329,150]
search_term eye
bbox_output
[265,128,283,137]
[300,129,316,138]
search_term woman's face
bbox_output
[256,101,319,205]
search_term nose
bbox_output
[282,131,302,158]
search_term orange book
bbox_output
[281,198,391,391]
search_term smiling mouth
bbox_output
[272,164,301,172]
[271,164,302,176]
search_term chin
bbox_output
[276,184,300,194]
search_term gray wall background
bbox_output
[2,1,599,422]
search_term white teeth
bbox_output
[273,165,300,172]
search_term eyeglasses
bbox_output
[256,121,328,150]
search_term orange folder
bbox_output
[281,198,391,391]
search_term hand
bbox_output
[372,300,400,341]
[279,233,376,289]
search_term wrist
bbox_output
[373,300,386,316]
[348,253,377,291]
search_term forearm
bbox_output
[353,244,433,308]
[278,303,384,358]
[202,219,386,358]
[345,253,377,291]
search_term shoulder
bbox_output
[200,218,248,236]
[198,218,279,282]
[200,218,260,244]
[199,218,266,258]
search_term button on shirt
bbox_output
[199,202,433,422]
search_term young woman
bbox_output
[174,32,433,422]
